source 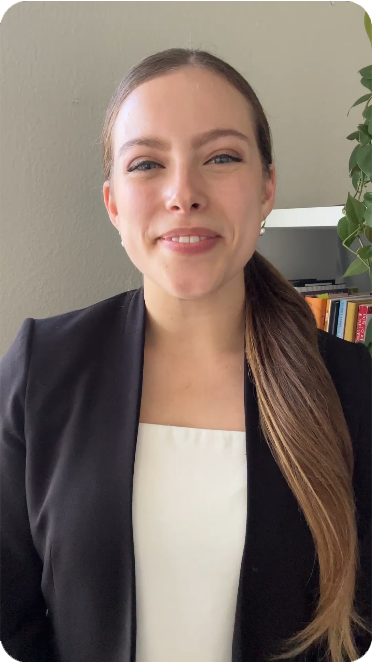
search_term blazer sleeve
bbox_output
[353,341,372,657]
[0,319,58,662]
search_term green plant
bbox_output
[337,10,372,356]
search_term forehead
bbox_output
[112,67,255,151]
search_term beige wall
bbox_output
[0,1,371,357]
[0,1,371,356]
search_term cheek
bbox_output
[122,188,154,217]
[218,172,259,213]
[220,180,262,245]
[115,173,155,210]
[222,194,262,242]
[119,190,155,252]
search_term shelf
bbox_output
[266,206,344,228]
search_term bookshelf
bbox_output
[258,206,372,349]
[260,205,371,289]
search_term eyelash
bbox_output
[127,153,242,172]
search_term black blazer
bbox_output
[1,286,371,662]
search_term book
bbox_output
[299,285,349,296]
[335,294,372,338]
[305,296,327,329]
[344,299,372,342]
[356,303,372,343]
[304,292,371,335]
[324,292,372,336]
[324,296,348,332]
[297,277,372,345]
[289,279,335,287]
[329,300,341,335]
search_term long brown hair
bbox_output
[101,47,371,661]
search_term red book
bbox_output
[355,304,372,342]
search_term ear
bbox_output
[261,164,276,220]
[103,180,120,232]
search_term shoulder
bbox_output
[317,328,371,379]
[317,327,371,404]
[35,287,140,341]
[317,328,371,451]
[0,288,140,381]
[33,287,138,330]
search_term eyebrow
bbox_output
[117,128,252,159]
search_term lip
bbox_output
[158,235,221,255]
[158,227,220,239]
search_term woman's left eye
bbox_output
[127,154,242,172]
[209,154,242,165]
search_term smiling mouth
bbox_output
[160,236,214,243]
[157,235,221,254]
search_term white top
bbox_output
[132,423,247,662]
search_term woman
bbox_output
[1,48,371,663]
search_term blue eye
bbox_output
[211,154,242,165]
[128,154,242,172]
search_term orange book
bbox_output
[305,296,327,330]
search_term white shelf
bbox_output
[266,206,344,228]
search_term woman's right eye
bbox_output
[128,161,160,172]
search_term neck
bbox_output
[143,271,246,360]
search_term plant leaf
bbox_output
[358,123,371,137]
[352,170,360,191]
[357,123,372,142]
[364,207,372,228]
[349,144,361,173]
[364,192,372,206]
[346,192,366,225]
[361,77,373,92]
[359,64,372,79]
[346,131,360,141]
[337,215,359,247]
[364,193,372,227]
[358,245,372,259]
[343,256,370,276]
[365,226,372,242]
[364,13,372,46]
[357,144,372,179]
[359,130,371,147]
[347,93,371,115]
[363,104,372,122]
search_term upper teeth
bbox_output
[170,236,208,243]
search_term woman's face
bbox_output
[103,66,276,299]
